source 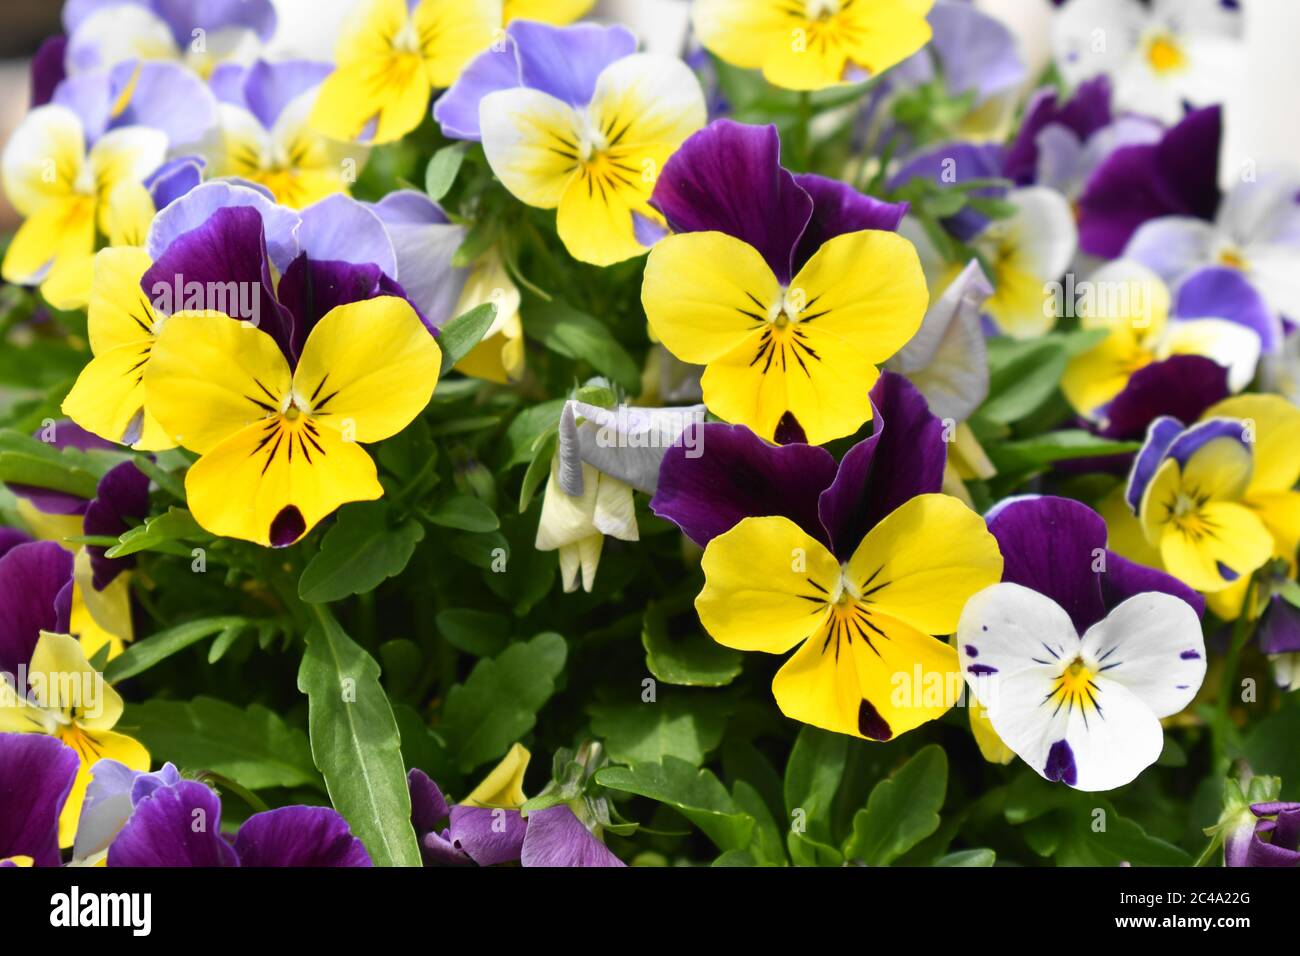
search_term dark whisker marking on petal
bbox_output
[260,433,283,475]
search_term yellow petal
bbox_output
[145,310,294,454]
[28,631,124,730]
[504,0,592,24]
[1062,327,1151,418]
[771,610,958,740]
[691,0,798,72]
[845,493,1004,635]
[291,296,441,444]
[87,127,168,224]
[584,53,706,155]
[413,0,500,89]
[1,195,95,285]
[696,516,840,655]
[479,87,581,208]
[185,415,383,547]
[87,246,159,353]
[1,104,85,218]
[63,343,174,450]
[311,56,432,145]
[1158,501,1273,593]
[1205,393,1300,493]
[463,742,531,808]
[556,142,673,266]
[642,231,780,364]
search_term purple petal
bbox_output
[514,21,638,108]
[889,142,1007,241]
[1245,827,1300,867]
[241,59,331,129]
[0,528,33,559]
[1166,417,1249,468]
[650,423,836,548]
[129,763,182,805]
[1005,77,1112,185]
[650,121,811,283]
[51,70,111,142]
[1101,552,1205,620]
[922,1,1025,103]
[817,372,946,560]
[143,204,295,359]
[1172,266,1280,353]
[144,156,205,211]
[233,806,372,866]
[791,173,906,272]
[107,779,239,867]
[0,734,79,867]
[74,761,179,862]
[108,60,216,149]
[448,805,526,867]
[1259,596,1300,656]
[407,768,450,835]
[519,805,624,867]
[30,36,67,109]
[151,0,277,45]
[365,190,468,328]
[1124,416,1186,513]
[147,181,300,274]
[83,461,150,591]
[986,496,1109,633]
[296,194,397,278]
[434,42,522,141]
[0,542,75,677]
[1152,106,1222,222]
[1098,355,1230,441]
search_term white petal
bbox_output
[1051,0,1145,84]
[957,582,1079,689]
[1162,318,1261,392]
[535,460,598,551]
[480,87,580,209]
[1244,243,1300,319]
[592,473,638,542]
[568,401,707,495]
[1002,186,1077,279]
[1,104,86,217]
[587,53,706,149]
[1078,591,1206,718]
[1123,216,1216,283]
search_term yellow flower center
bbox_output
[1218,247,1248,270]
[1049,656,1101,714]
[1144,33,1186,75]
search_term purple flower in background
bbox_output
[52,61,218,152]
[62,0,277,76]
[1230,803,1300,867]
[407,770,623,867]
[143,155,206,211]
[1077,105,1222,258]
[0,734,79,867]
[888,141,1006,242]
[1004,77,1114,186]
[106,768,370,867]
[0,541,74,679]
[1092,354,1230,443]
[435,20,638,141]
[891,0,1026,109]
[653,371,944,560]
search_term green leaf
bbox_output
[501,400,565,467]
[425,494,499,532]
[783,727,847,866]
[844,745,948,866]
[435,608,509,657]
[438,303,498,374]
[642,602,742,687]
[588,695,726,766]
[525,299,641,393]
[424,142,468,201]
[596,756,755,852]
[441,632,567,772]
[987,430,1139,473]
[981,330,1107,424]
[518,430,556,513]
[1277,577,1300,610]
[0,428,118,498]
[105,616,249,683]
[105,507,206,558]
[298,501,425,603]
[936,848,996,867]
[123,696,320,790]
[297,606,422,867]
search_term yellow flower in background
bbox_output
[1,105,163,309]
[0,631,149,847]
[696,495,1002,741]
[144,297,441,547]
[479,54,706,265]
[62,247,175,451]
[693,0,934,91]
[503,0,594,23]
[310,0,500,144]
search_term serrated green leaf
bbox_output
[297,606,422,867]
[105,616,249,683]
[596,756,755,852]
[783,727,847,866]
[441,632,567,771]
[845,745,947,866]
[122,696,320,790]
[298,501,425,603]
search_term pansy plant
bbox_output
[957,496,1206,791]
[654,372,1002,741]
[643,120,924,445]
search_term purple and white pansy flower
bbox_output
[957,496,1206,792]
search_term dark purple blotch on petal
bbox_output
[1044,740,1078,785]
[233,806,372,867]
[817,372,946,560]
[651,422,836,549]
[773,411,807,446]
[269,506,306,548]
[856,699,893,741]
[0,734,79,867]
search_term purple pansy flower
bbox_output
[651,119,908,287]
[1093,354,1230,443]
[890,0,1026,110]
[0,734,80,867]
[435,20,639,141]
[1231,803,1300,867]
[653,371,944,559]
[1004,76,1114,186]
[407,769,623,868]
[106,767,370,867]
[1077,105,1222,259]
[0,541,74,679]
[52,60,218,151]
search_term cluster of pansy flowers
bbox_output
[0,0,1297,869]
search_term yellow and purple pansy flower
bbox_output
[643,120,924,444]
[653,373,1002,741]
[958,495,1206,791]
[457,20,706,265]
[692,0,935,92]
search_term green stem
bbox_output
[796,92,813,170]
[198,771,270,815]
[1211,577,1258,773]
